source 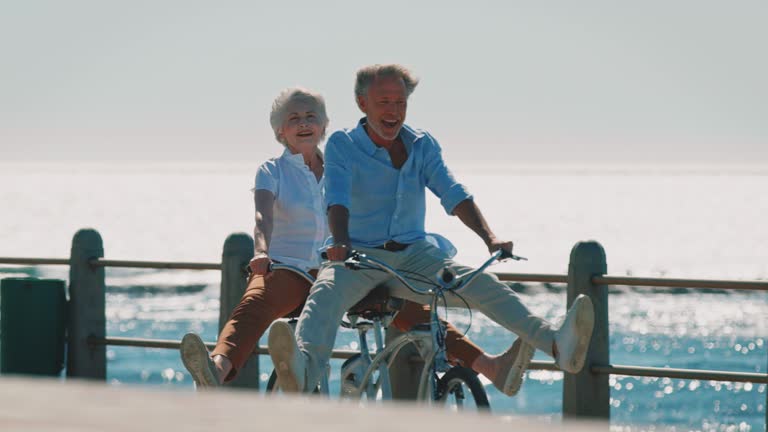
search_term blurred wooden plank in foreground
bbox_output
[0,377,608,432]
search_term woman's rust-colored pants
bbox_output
[212,269,483,381]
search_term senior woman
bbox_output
[179,87,532,396]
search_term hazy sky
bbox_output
[1,1,766,165]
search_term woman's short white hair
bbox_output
[269,87,329,146]
[354,64,419,100]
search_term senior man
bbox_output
[269,64,595,395]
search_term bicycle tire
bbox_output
[436,366,490,411]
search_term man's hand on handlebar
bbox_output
[487,239,514,257]
[325,243,351,261]
[487,239,527,261]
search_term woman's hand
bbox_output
[249,253,272,275]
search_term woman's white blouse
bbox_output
[254,149,327,270]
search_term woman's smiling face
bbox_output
[279,100,325,153]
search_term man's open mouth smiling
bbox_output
[381,119,399,129]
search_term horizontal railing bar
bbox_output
[0,257,70,266]
[591,364,768,384]
[91,336,182,349]
[91,337,767,384]
[94,338,559,366]
[90,337,359,360]
[90,259,220,271]
[496,273,567,283]
[528,360,559,371]
[594,275,768,291]
[4,257,766,292]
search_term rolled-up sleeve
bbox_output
[254,160,279,195]
[324,132,352,209]
[421,134,472,214]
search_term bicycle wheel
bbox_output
[435,366,490,412]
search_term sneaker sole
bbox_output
[268,322,301,392]
[180,334,218,388]
[566,296,595,373]
[502,341,535,396]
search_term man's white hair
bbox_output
[269,87,329,146]
[354,64,420,100]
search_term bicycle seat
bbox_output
[347,285,403,320]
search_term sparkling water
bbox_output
[0,162,766,431]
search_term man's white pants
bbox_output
[295,239,556,389]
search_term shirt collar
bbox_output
[281,148,306,167]
[352,118,425,156]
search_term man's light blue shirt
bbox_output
[324,119,472,248]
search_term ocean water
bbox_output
[0,162,766,431]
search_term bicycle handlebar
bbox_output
[321,249,526,262]
[327,247,526,296]
[305,246,526,296]
[500,249,528,261]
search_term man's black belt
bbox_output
[376,240,411,252]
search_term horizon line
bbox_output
[2,160,767,176]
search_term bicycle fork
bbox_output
[429,295,450,401]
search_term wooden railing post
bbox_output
[67,228,106,379]
[563,241,609,420]
[220,233,257,389]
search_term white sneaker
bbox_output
[180,333,220,388]
[268,321,306,393]
[492,338,536,396]
[554,294,595,374]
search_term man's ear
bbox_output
[356,95,367,113]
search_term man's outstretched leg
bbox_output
[392,240,595,375]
